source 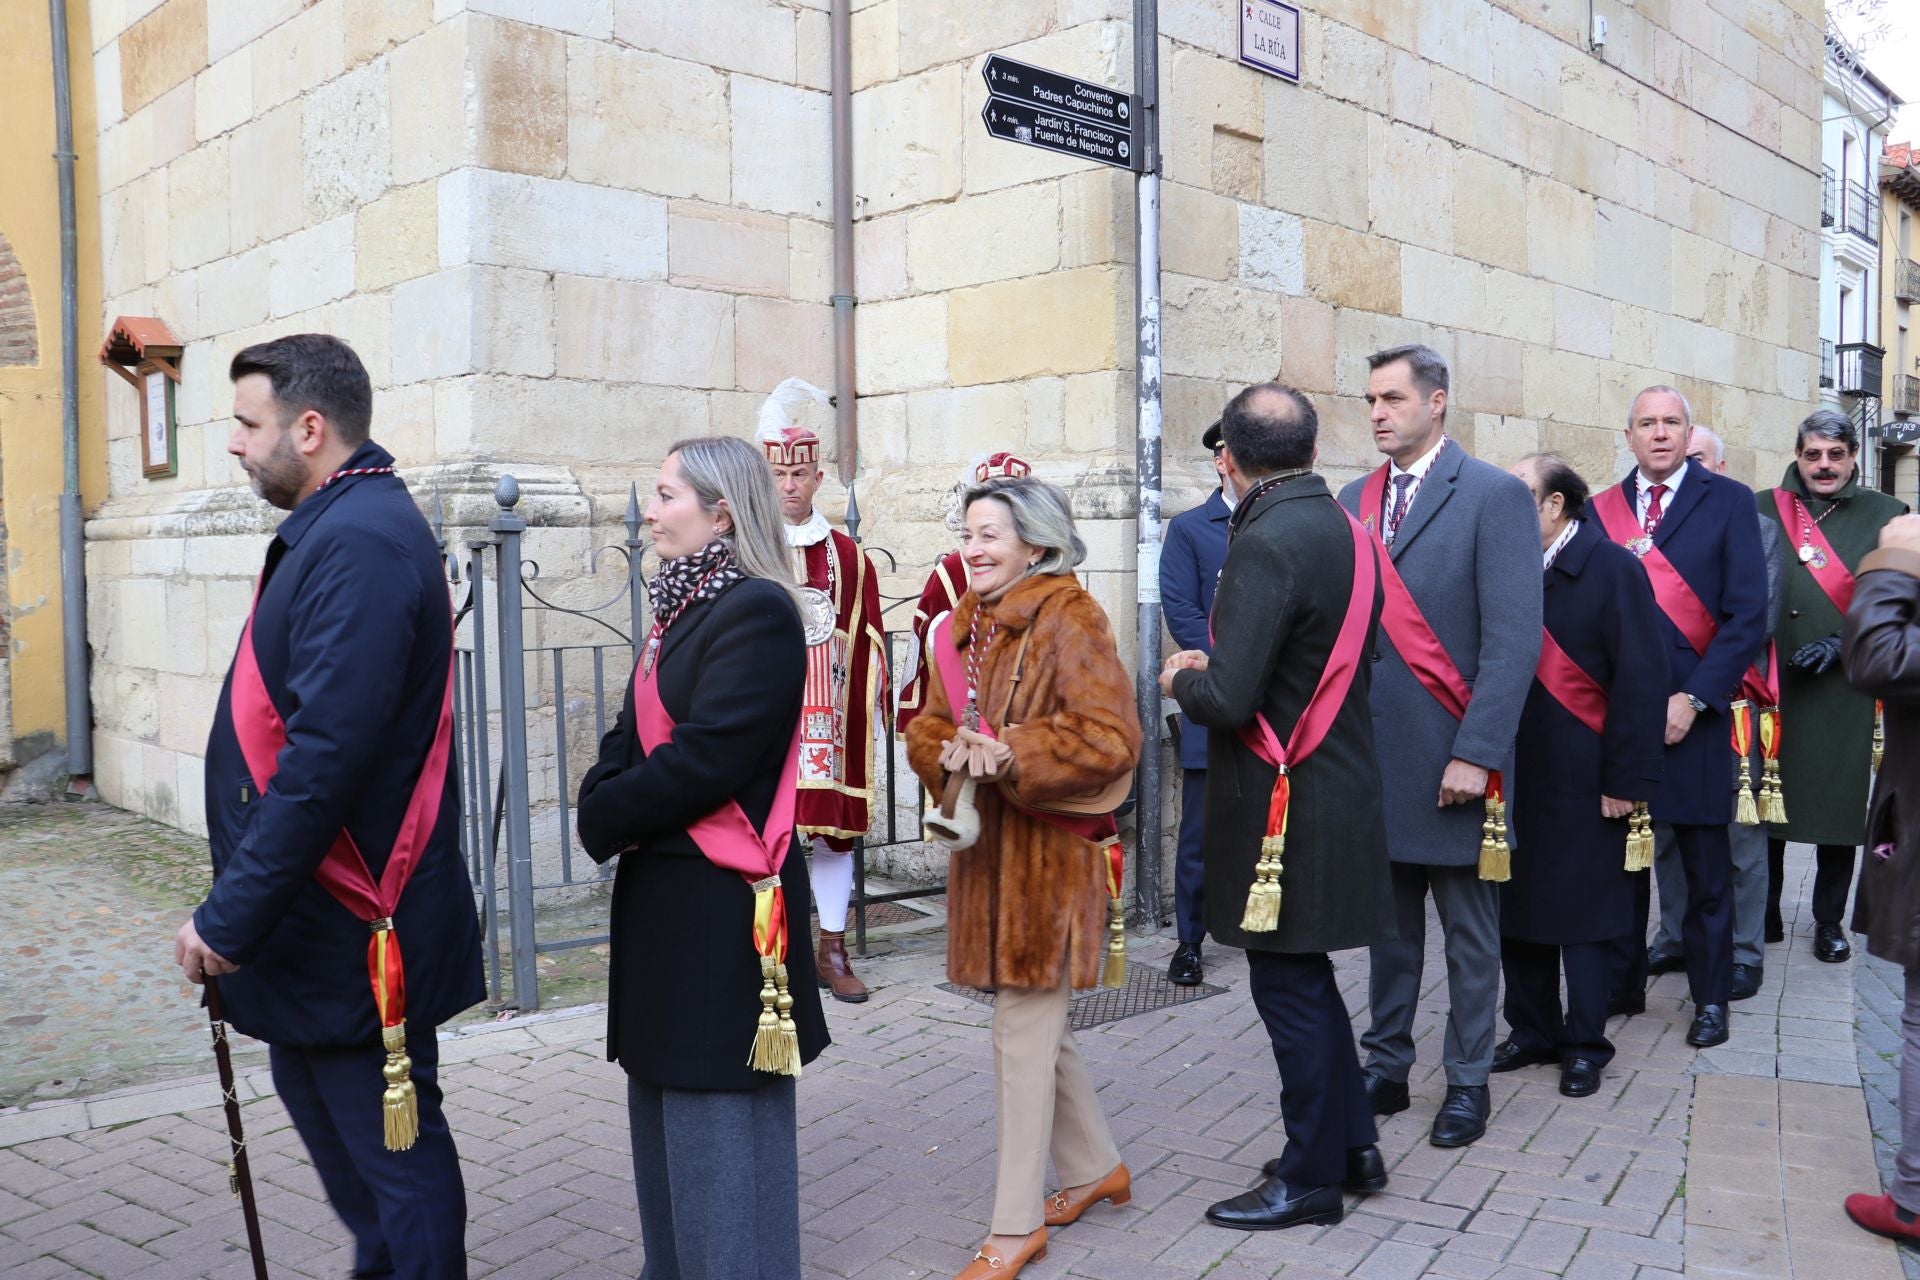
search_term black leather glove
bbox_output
[1788,634,1842,675]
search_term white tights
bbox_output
[809,838,854,933]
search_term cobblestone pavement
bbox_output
[1857,944,1920,1280]
[0,820,1906,1278]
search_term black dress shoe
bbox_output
[1364,1072,1410,1118]
[1259,1144,1387,1195]
[1429,1085,1489,1148]
[1645,949,1686,976]
[1204,1177,1344,1231]
[1607,992,1646,1018]
[1765,915,1785,944]
[1167,942,1203,986]
[1687,1003,1730,1048]
[1559,1058,1602,1097]
[1814,923,1852,963]
[1729,963,1763,1001]
[1491,1040,1558,1073]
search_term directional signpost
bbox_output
[979,53,1141,172]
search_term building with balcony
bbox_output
[1821,32,1900,488]
[1881,143,1920,496]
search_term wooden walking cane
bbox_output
[204,976,270,1280]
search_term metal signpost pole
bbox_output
[1132,0,1165,929]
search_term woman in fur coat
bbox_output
[906,476,1142,1280]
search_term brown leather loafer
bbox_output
[1043,1162,1131,1226]
[815,929,869,1003]
[954,1227,1047,1278]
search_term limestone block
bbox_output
[355,181,439,292]
[103,169,169,295]
[1610,303,1658,369]
[906,383,1030,465]
[1063,370,1128,454]
[668,203,789,296]
[853,213,908,300]
[1592,201,1671,312]
[468,0,611,38]
[735,297,833,394]
[269,214,355,318]
[1240,205,1304,295]
[96,37,124,127]
[390,15,468,186]
[158,582,208,676]
[615,0,797,82]
[1489,7,1561,114]
[1453,331,1525,417]
[1265,86,1368,232]
[850,0,899,92]
[147,79,197,171]
[1303,222,1399,315]
[907,185,1062,292]
[1524,176,1595,291]
[1775,345,1811,403]
[567,40,729,201]
[1164,44,1262,192]
[1452,150,1526,274]
[1366,118,1453,254]
[1481,269,1554,346]
[98,109,155,195]
[176,752,209,837]
[345,0,433,66]
[1611,148,1656,215]
[897,0,1058,75]
[249,0,345,114]
[465,374,710,463]
[228,101,305,251]
[1061,169,1128,270]
[1471,413,1541,467]
[473,16,567,178]
[1400,246,1486,333]
[392,267,476,383]
[1148,183,1232,283]
[303,57,392,221]
[1429,64,1478,148]
[732,79,832,218]
[208,0,307,62]
[857,392,908,470]
[1156,0,1233,58]
[197,246,270,337]
[1554,286,1612,360]
[1549,121,1617,202]
[789,217,833,304]
[1279,297,1335,394]
[194,47,252,142]
[120,0,205,116]
[151,267,200,343]
[1389,47,1433,129]
[553,277,734,388]
[1160,276,1283,383]
[854,294,947,394]
[855,67,963,216]
[948,268,1121,387]
[477,267,554,379]
[1413,0,1490,84]
[1522,345,1601,427]
[168,136,229,271]
[371,382,435,465]
[1318,21,1389,115]
[1313,392,1377,475]
[1559,50,1638,150]
[448,170,668,280]
[174,342,215,427]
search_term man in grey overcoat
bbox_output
[1337,345,1543,1149]
[1165,383,1396,1232]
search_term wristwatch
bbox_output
[1685,695,1708,712]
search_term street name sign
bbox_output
[1239,0,1301,82]
[980,53,1141,172]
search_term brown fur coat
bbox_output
[906,572,1141,990]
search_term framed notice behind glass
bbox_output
[142,366,176,478]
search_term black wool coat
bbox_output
[1844,547,1920,970]
[1171,474,1396,955]
[576,575,831,1091]
[1504,521,1668,944]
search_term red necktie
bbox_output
[1643,483,1667,536]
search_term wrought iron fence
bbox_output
[442,475,938,1010]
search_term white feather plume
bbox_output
[756,377,833,441]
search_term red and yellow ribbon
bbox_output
[1759,707,1787,824]
[1730,700,1758,826]
[1102,841,1126,988]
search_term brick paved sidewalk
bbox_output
[0,843,1905,1279]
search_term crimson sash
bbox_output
[1772,488,1858,615]
[1535,628,1608,736]
[229,599,455,1036]
[1358,464,1472,718]
[1591,483,1718,655]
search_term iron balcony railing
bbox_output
[1897,257,1920,305]
[1837,342,1884,398]
[1895,373,1920,417]
[1845,180,1879,246]
[1820,338,1835,390]
[1822,166,1837,228]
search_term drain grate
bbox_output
[939,962,1226,1031]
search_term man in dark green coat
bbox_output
[1164,382,1395,1232]
[1761,409,1908,962]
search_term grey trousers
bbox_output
[627,1076,800,1280]
[1896,970,1920,1214]
[1363,861,1501,1087]
[1651,818,1767,968]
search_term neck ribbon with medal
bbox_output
[1792,493,1841,569]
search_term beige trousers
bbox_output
[988,981,1123,1235]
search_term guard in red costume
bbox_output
[758,379,888,1002]
[896,452,1033,734]
[173,335,483,1280]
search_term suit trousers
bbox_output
[627,1076,799,1280]
[1175,769,1208,944]
[1892,969,1920,1215]
[989,982,1123,1235]
[269,1028,467,1280]
[1651,819,1767,968]
[1247,950,1378,1187]
[1670,823,1734,1005]
[1767,839,1859,929]
[1363,861,1501,1087]
[1500,938,1617,1067]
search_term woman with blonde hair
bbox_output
[576,435,830,1279]
[905,475,1143,1278]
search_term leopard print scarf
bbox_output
[646,539,743,625]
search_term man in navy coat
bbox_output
[1159,420,1234,985]
[1585,386,1767,1050]
[174,334,484,1279]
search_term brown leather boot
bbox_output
[815,930,869,1003]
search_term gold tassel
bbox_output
[1102,896,1126,988]
[1239,834,1283,933]
[1764,757,1788,824]
[1624,803,1652,871]
[1735,754,1759,826]
[748,956,801,1077]
[772,962,801,1077]
[381,1023,418,1152]
[1875,704,1886,774]
[1478,797,1511,882]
